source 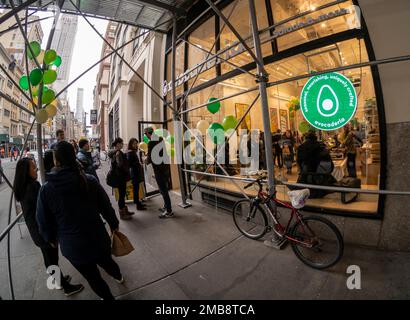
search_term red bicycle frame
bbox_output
[258,189,314,248]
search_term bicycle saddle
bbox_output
[287,189,310,209]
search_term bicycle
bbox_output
[232,173,344,269]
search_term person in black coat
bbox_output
[108,138,134,220]
[296,131,322,174]
[36,141,124,300]
[144,127,173,218]
[14,157,84,297]
[127,138,146,211]
[76,138,99,181]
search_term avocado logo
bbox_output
[300,72,357,131]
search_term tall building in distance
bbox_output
[50,14,78,100]
[75,88,84,122]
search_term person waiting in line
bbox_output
[70,139,79,154]
[14,157,84,297]
[77,139,99,181]
[127,138,146,211]
[36,141,125,300]
[50,129,65,150]
[108,138,134,220]
[144,127,173,218]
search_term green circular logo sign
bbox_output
[300,72,357,131]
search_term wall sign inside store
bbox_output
[300,72,357,131]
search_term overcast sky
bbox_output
[39,12,108,126]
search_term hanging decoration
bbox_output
[207,123,225,145]
[206,97,220,114]
[221,115,238,131]
[196,120,209,135]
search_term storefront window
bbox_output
[185,36,380,214]
[220,0,271,74]
[187,17,216,90]
[166,43,185,100]
[270,0,356,51]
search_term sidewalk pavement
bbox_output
[0,162,409,300]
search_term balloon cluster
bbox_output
[140,128,175,157]
[19,41,62,124]
[197,98,238,145]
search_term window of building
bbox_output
[4,109,10,117]
[220,0,270,74]
[7,80,13,89]
[114,100,120,139]
[270,0,356,51]
[187,17,216,90]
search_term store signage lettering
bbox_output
[163,7,351,95]
[300,72,357,131]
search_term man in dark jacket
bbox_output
[36,141,124,300]
[297,131,322,173]
[144,127,173,218]
[77,138,99,181]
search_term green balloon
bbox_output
[207,97,220,114]
[222,115,238,131]
[44,49,57,65]
[27,41,41,59]
[29,68,43,86]
[52,55,62,67]
[166,135,174,145]
[43,69,57,84]
[208,123,225,145]
[154,128,168,138]
[43,85,49,92]
[42,89,55,104]
[19,75,29,90]
[143,134,150,144]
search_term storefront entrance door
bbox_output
[138,121,171,197]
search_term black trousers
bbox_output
[154,170,172,212]
[273,149,283,168]
[71,256,121,300]
[40,246,70,289]
[347,153,357,177]
[118,180,127,209]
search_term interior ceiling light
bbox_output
[321,23,326,28]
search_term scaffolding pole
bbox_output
[172,16,191,208]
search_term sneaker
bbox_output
[158,207,166,212]
[64,283,84,297]
[56,275,72,290]
[114,276,125,284]
[159,210,174,219]
[264,237,288,250]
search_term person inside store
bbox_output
[108,138,134,220]
[144,127,173,218]
[50,129,65,150]
[272,129,283,168]
[36,141,125,300]
[127,138,146,211]
[14,157,84,297]
[282,130,295,174]
[77,138,99,181]
[342,129,362,178]
[296,131,336,198]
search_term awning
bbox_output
[0,134,10,143]
[0,0,195,32]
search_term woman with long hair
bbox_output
[108,138,134,219]
[36,141,124,300]
[14,157,84,297]
[127,138,146,211]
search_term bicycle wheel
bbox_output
[232,199,268,240]
[290,216,344,269]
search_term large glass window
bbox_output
[166,43,185,100]
[220,0,271,74]
[187,17,216,90]
[185,37,381,215]
[270,0,357,51]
